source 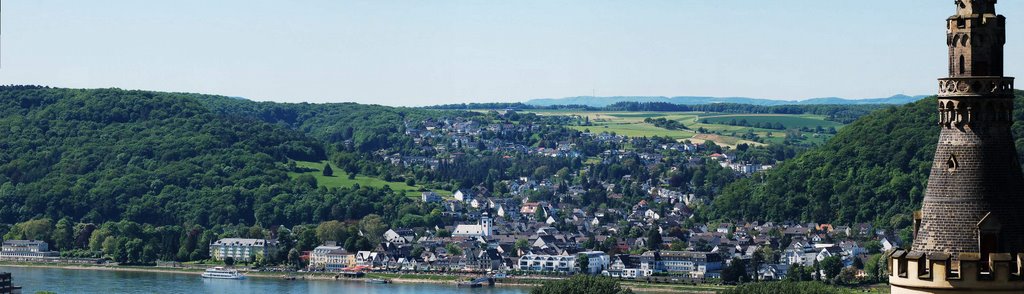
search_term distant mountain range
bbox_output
[523,94,930,107]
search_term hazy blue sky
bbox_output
[2,1,1022,106]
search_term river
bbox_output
[0,266,530,294]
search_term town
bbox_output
[0,113,886,287]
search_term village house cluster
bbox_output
[200,211,899,281]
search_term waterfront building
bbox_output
[604,254,650,279]
[0,240,59,261]
[516,251,608,274]
[890,1,1024,293]
[209,238,277,263]
[309,243,355,271]
[655,251,722,279]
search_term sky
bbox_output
[2,1,1022,106]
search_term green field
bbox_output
[700,114,844,129]
[524,109,846,148]
[287,161,450,198]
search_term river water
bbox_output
[0,266,530,294]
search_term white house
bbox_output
[578,251,611,275]
[454,190,473,202]
[644,209,661,221]
[383,228,415,244]
[356,251,380,267]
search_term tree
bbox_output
[836,267,859,285]
[316,221,348,244]
[445,243,463,256]
[322,163,334,177]
[646,229,663,250]
[819,255,844,282]
[359,214,387,244]
[288,248,302,269]
[852,256,864,269]
[411,246,425,258]
[295,174,318,188]
[5,219,54,242]
[52,218,74,251]
[751,249,765,282]
[515,239,531,252]
[436,229,451,238]
[70,223,96,252]
[863,253,886,282]
[576,253,590,274]
[224,256,235,266]
[531,275,633,294]
[863,240,882,254]
[785,264,812,282]
[722,258,750,284]
[294,225,319,251]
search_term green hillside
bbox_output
[0,86,425,229]
[287,160,450,198]
[703,91,1024,239]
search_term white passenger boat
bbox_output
[201,267,245,280]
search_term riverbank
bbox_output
[0,262,723,293]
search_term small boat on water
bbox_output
[201,267,245,280]
[366,278,391,284]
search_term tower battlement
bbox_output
[889,250,1023,293]
[955,0,997,16]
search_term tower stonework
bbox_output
[890,1,1024,293]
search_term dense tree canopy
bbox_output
[704,91,1024,238]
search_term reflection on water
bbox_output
[0,266,528,294]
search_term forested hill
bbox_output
[0,86,331,225]
[704,90,1024,239]
[195,96,472,153]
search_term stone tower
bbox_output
[890,1,1023,293]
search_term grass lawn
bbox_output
[288,161,450,198]
[699,114,844,129]
[498,109,847,149]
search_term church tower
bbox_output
[481,210,492,237]
[890,1,1023,293]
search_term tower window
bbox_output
[946,155,959,173]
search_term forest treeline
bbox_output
[701,91,1024,241]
